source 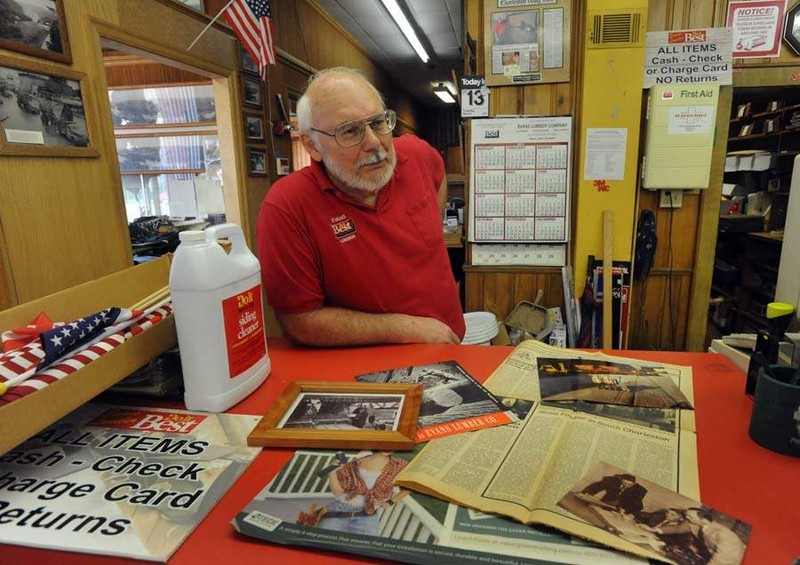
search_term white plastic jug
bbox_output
[169,223,270,412]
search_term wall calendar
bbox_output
[468,116,572,244]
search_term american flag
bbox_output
[38,307,134,369]
[225,0,276,79]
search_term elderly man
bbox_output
[257,67,464,346]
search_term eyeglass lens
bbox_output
[335,110,396,147]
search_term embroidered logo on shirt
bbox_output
[330,217,356,243]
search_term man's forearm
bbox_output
[277,307,459,347]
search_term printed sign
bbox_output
[726,0,786,58]
[643,27,732,88]
[460,76,489,118]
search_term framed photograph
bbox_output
[115,133,216,174]
[176,0,204,12]
[108,83,215,127]
[244,113,265,142]
[0,59,96,157]
[240,44,259,75]
[0,0,71,64]
[483,0,571,86]
[242,76,263,109]
[247,381,423,450]
[247,147,267,176]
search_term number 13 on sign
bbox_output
[460,75,489,118]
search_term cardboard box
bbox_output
[0,256,176,455]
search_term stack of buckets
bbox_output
[461,311,499,345]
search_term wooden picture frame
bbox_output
[244,113,265,142]
[247,147,268,176]
[242,76,263,109]
[0,0,71,64]
[247,381,423,450]
[176,0,204,12]
[0,57,96,157]
[483,0,571,86]
[239,44,259,76]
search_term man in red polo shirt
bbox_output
[256,67,465,346]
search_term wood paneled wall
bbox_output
[0,0,239,308]
[462,0,578,322]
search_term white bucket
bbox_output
[462,311,499,345]
[169,223,271,412]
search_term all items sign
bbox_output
[643,28,732,89]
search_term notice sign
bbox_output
[644,27,732,88]
[727,0,786,58]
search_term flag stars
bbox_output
[50,335,63,347]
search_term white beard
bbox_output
[321,147,397,193]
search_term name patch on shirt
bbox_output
[330,217,356,243]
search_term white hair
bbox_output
[296,67,385,134]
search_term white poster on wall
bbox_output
[643,27,732,88]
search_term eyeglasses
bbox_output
[310,110,396,147]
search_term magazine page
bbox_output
[233,449,646,565]
[396,402,697,561]
[483,341,696,433]
[356,360,516,441]
[0,403,260,562]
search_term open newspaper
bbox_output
[395,341,698,562]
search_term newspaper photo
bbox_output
[233,449,647,565]
[0,403,260,561]
[558,461,750,565]
[356,360,515,442]
[536,357,693,409]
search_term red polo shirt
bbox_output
[257,134,465,339]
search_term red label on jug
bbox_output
[222,284,266,378]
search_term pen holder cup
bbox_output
[748,365,800,457]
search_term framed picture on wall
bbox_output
[175,0,204,12]
[240,44,259,75]
[0,59,96,157]
[248,147,267,176]
[0,0,71,64]
[244,113,265,142]
[242,76,263,109]
[482,0,571,86]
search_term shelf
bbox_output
[446,174,464,184]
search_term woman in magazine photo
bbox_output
[309,451,408,536]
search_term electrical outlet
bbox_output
[659,190,683,208]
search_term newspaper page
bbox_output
[482,341,696,433]
[234,449,645,565]
[0,403,260,562]
[396,401,698,561]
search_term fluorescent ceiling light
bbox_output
[433,83,456,104]
[379,0,429,63]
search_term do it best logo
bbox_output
[91,409,206,434]
[668,29,706,43]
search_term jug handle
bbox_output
[205,223,247,256]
